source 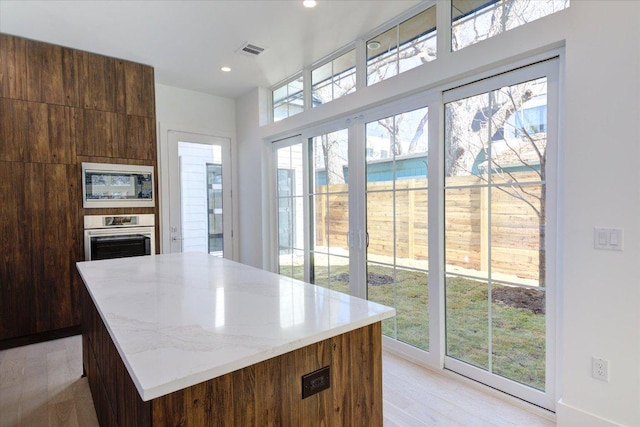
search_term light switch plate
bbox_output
[593,227,623,251]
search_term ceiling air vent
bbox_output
[237,42,266,57]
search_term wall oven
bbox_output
[84,214,155,261]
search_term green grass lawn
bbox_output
[280,262,545,391]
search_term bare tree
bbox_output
[314,30,435,175]
[446,80,547,285]
[446,0,561,286]
[321,133,346,185]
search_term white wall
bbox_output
[235,87,269,268]
[155,84,237,257]
[557,2,640,425]
[246,2,640,425]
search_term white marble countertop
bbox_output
[76,252,395,401]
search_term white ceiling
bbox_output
[0,0,423,99]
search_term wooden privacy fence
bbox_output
[314,172,543,282]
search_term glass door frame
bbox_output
[441,59,558,410]
[359,92,443,369]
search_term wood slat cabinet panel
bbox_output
[46,103,80,164]
[76,110,157,160]
[26,163,50,333]
[0,97,27,161]
[75,50,119,112]
[76,109,125,158]
[30,102,56,163]
[0,33,154,115]
[25,39,78,106]
[25,40,64,104]
[123,114,156,160]
[114,59,127,114]
[0,162,81,341]
[44,163,81,329]
[0,34,29,100]
[0,33,79,106]
[122,61,155,118]
[0,98,79,163]
[0,162,35,339]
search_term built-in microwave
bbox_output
[82,162,154,208]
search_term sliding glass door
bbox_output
[309,129,351,294]
[274,129,353,294]
[276,139,305,281]
[365,106,430,351]
[443,60,557,408]
[273,59,557,410]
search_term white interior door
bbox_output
[167,130,232,256]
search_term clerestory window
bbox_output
[366,5,437,86]
[311,49,357,107]
[451,0,570,51]
[273,75,304,122]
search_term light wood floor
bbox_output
[0,336,555,426]
[382,351,555,426]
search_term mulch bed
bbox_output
[492,286,545,314]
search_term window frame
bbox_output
[310,45,358,108]
[365,4,438,87]
[441,58,559,410]
[271,73,305,122]
[451,0,571,52]
[269,1,438,122]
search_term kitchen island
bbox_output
[77,252,395,426]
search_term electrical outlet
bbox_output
[592,357,609,381]
[301,366,330,399]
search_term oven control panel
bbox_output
[105,216,138,226]
[84,214,155,229]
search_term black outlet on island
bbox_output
[301,365,331,399]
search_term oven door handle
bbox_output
[86,228,153,237]
[92,235,148,242]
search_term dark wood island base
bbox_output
[82,287,384,426]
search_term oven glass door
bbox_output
[90,234,151,260]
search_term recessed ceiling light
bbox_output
[303,0,317,8]
[221,66,231,72]
[367,40,381,50]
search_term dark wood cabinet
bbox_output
[0,162,34,339]
[44,163,81,329]
[0,34,29,100]
[123,61,155,118]
[46,103,80,164]
[25,40,78,107]
[76,109,124,158]
[76,110,156,160]
[0,98,79,163]
[124,114,156,160]
[0,32,157,346]
[0,162,80,339]
[75,50,119,112]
